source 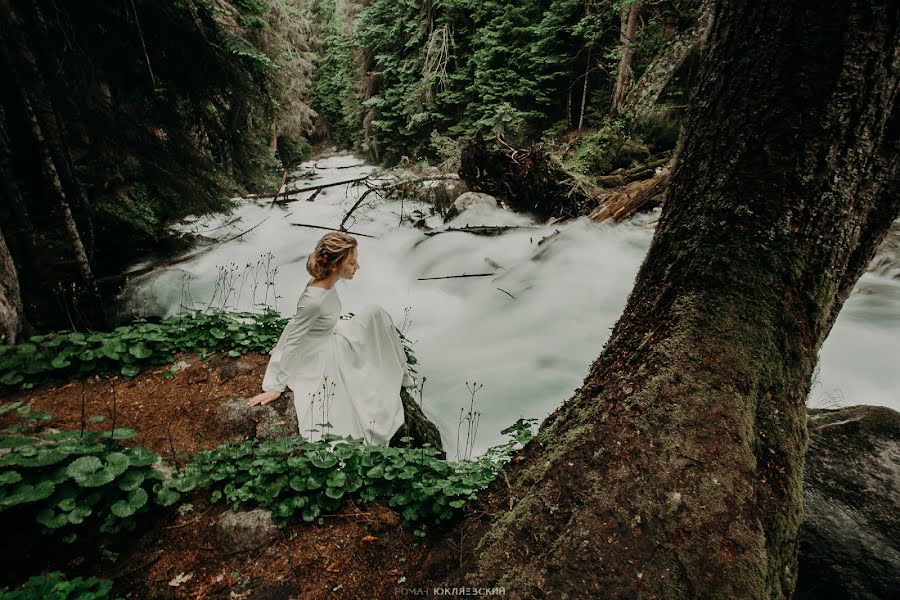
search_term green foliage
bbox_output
[0,410,173,542]
[311,0,362,149]
[565,125,650,176]
[0,310,288,389]
[0,572,119,600]
[170,417,536,534]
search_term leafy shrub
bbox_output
[566,126,650,176]
[169,418,536,535]
[0,572,119,600]
[0,309,288,389]
[631,111,681,152]
[0,403,178,542]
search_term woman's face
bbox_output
[339,246,359,279]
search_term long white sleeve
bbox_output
[261,299,322,392]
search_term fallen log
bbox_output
[590,164,670,223]
[417,273,495,281]
[289,222,376,238]
[339,174,460,230]
[249,176,371,204]
[459,135,598,222]
[423,225,540,237]
[270,169,289,205]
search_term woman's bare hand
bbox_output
[247,390,281,407]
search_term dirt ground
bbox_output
[0,352,462,599]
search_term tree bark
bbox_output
[610,0,641,114]
[621,0,714,119]
[448,0,900,597]
[578,49,590,131]
[0,227,23,344]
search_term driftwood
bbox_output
[289,222,376,238]
[594,155,673,186]
[424,225,540,237]
[339,174,460,230]
[459,135,597,222]
[244,176,372,204]
[590,165,671,224]
[270,170,289,205]
[417,273,495,281]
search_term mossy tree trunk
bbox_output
[450,0,900,597]
[610,0,641,114]
[0,228,23,344]
[621,0,713,119]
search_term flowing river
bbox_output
[124,153,900,458]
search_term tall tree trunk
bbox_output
[25,0,96,259]
[448,0,900,597]
[611,0,641,114]
[577,49,590,131]
[621,0,713,119]
[0,227,23,344]
[0,26,100,306]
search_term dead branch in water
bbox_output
[270,169,289,205]
[290,222,376,238]
[424,225,541,237]
[339,174,461,230]
[417,272,495,280]
[590,165,671,224]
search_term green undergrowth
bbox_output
[1,397,533,545]
[0,402,175,544]
[170,417,534,536]
[0,309,419,391]
[0,309,286,388]
[0,572,119,600]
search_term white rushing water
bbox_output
[125,153,900,458]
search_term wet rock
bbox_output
[797,405,900,600]
[215,394,299,441]
[452,192,498,214]
[214,508,279,552]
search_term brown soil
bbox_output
[0,352,453,599]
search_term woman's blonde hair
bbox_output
[306,232,358,280]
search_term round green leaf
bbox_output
[105,452,131,477]
[129,343,153,359]
[155,487,180,507]
[121,364,141,378]
[67,504,92,524]
[125,446,158,467]
[0,372,23,386]
[0,470,22,485]
[308,452,338,469]
[66,455,103,480]
[1,480,55,506]
[118,471,145,491]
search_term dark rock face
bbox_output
[797,406,900,600]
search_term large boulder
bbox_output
[797,405,900,599]
[452,192,498,214]
[214,508,279,552]
[215,393,299,441]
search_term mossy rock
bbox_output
[390,388,444,457]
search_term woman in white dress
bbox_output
[246,232,416,445]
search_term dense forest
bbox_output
[1,0,898,598]
[1,0,707,336]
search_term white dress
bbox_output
[261,284,413,445]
